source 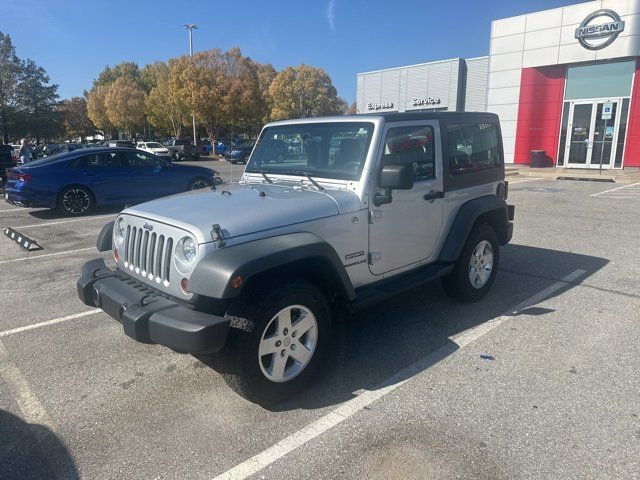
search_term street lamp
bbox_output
[184,24,198,148]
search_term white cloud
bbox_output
[327,0,336,31]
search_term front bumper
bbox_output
[77,258,229,354]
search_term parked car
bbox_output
[76,111,514,404]
[4,147,220,216]
[163,139,196,161]
[137,141,171,158]
[224,139,256,164]
[0,143,16,185]
[105,140,135,148]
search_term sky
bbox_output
[2,0,580,103]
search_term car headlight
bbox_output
[114,217,126,244]
[175,236,198,269]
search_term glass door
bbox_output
[565,99,620,169]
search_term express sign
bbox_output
[575,9,625,50]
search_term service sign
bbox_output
[366,101,395,111]
[602,101,613,120]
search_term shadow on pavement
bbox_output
[27,205,122,220]
[205,243,608,412]
[0,409,78,480]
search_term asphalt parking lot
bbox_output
[1,171,639,480]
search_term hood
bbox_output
[123,182,360,244]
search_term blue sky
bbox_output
[3,0,577,103]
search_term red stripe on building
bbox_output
[513,66,566,165]
[623,59,640,167]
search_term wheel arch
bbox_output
[188,232,356,303]
[439,195,510,263]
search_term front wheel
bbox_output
[187,177,212,190]
[213,281,331,405]
[441,225,499,303]
[57,186,93,216]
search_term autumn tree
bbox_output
[346,101,357,115]
[87,84,113,134]
[60,96,95,141]
[140,61,168,93]
[93,62,142,89]
[269,65,346,121]
[145,60,188,138]
[254,62,277,128]
[104,77,145,139]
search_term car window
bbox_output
[71,152,122,168]
[447,123,500,175]
[120,151,162,167]
[381,125,435,181]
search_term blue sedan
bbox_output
[4,147,221,216]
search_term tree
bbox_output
[346,101,357,115]
[146,61,188,138]
[269,65,346,121]
[104,77,145,138]
[14,59,60,142]
[87,84,113,135]
[60,97,95,141]
[254,62,277,128]
[0,32,20,143]
[140,61,168,93]
[93,62,142,89]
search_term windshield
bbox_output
[146,142,163,148]
[239,140,255,148]
[246,122,374,181]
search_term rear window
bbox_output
[175,140,190,146]
[447,123,500,175]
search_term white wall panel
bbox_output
[488,69,522,88]
[465,57,489,111]
[525,9,563,31]
[561,1,602,25]
[602,0,640,16]
[558,43,598,63]
[487,86,521,105]
[523,46,560,68]
[595,34,640,58]
[490,52,523,72]
[492,15,526,37]
[499,120,518,138]
[491,34,525,55]
[524,28,561,50]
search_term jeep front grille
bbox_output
[123,225,174,285]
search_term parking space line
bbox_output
[508,178,539,185]
[590,182,640,197]
[8,215,114,229]
[0,208,33,214]
[0,246,95,265]
[212,269,587,480]
[0,309,101,338]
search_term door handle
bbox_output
[424,191,445,202]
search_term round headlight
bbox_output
[114,217,126,243]
[177,236,197,264]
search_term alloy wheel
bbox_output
[468,240,494,289]
[258,305,318,383]
[62,188,90,214]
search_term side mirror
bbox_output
[374,164,414,206]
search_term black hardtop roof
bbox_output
[370,111,499,123]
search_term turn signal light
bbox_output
[181,277,190,294]
[230,275,243,289]
[114,248,119,262]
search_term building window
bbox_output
[615,98,630,168]
[382,125,435,181]
[565,60,635,100]
[447,123,500,175]
[557,102,570,166]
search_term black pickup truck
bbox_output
[0,144,16,186]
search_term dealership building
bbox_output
[356,0,640,169]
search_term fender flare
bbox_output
[438,195,509,263]
[189,232,356,301]
[96,221,114,252]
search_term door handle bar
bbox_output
[424,191,445,201]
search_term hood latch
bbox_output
[210,224,226,248]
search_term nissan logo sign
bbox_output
[575,9,625,50]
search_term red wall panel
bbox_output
[514,66,566,165]
[623,60,640,167]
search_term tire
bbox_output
[187,177,212,190]
[57,186,94,216]
[213,281,331,405]
[441,224,499,303]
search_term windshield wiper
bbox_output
[258,170,273,184]
[282,170,325,191]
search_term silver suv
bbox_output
[78,112,514,404]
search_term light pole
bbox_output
[184,24,198,147]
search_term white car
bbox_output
[136,142,171,158]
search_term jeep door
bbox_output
[368,121,444,275]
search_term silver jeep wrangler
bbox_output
[78,112,514,404]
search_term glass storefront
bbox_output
[558,60,634,169]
